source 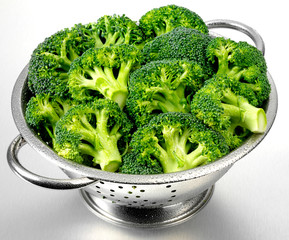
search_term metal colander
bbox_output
[7,20,278,228]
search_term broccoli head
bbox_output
[119,151,164,175]
[142,27,215,78]
[25,93,77,147]
[125,112,229,174]
[191,75,268,149]
[55,99,133,172]
[94,14,145,48]
[68,44,142,109]
[28,28,94,97]
[126,59,206,126]
[207,37,270,105]
[139,4,208,41]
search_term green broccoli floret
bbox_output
[206,37,270,105]
[68,44,142,109]
[73,14,145,49]
[95,14,145,48]
[124,112,229,174]
[139,4,208,41]
[54,99,133,172]
[191,74,268,149]
[25,93,77,147]
[142,27,215,78]
[119,151,164,175]
[125,59,205,126]
[28,28,94,97]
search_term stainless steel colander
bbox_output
[7,20,278,228]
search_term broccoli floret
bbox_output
[126,59,205,126]
[25,93,77,147]
[55,99,133,172]
[68,44,142,109]
[191,75,268,149]
[95,14,145,48]
[119,151,164,175]
[139,4,208,41]
[28,28,94,97]
[125,112,229,174]
[207,37,270,105]
[142,27,215,77]
[73,14,145,49]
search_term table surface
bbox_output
[1,1,288,239]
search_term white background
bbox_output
[1,0,288,239]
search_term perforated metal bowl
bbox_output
[7,20,278,228]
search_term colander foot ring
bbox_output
[80,185,214,228]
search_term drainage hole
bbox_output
[128,191,133,194]
[136,196,141,198]
[171,190,176,193]
[110,194,115,197]
[140,189,145,192]
[166,185,171,188]
[110,189,115,192]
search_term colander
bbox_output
[7,19,278,228]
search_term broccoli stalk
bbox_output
[57,108,122,171]
[68,44,141,109]
[191,75,268,149]
[127,112,229,174]
[156,125,209,172]
[221,90,267,133]
[55,99,133,172]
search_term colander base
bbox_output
[80,185,214,228]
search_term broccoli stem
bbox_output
[221,96,267,133]
[148,85,190,113]
[156,126,207,173]
[88,65,129,109]
[154,20,174,36]
[66,111,122,172]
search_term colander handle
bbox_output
[7,135,98,190]
[206,19,265,55]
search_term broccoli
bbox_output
[23,7,271,175]
[191,75,268,149]
[28,27,94,97]
[206,37,270,105]
[68,44,142,109]
[94,14,145,48]
[73,14,145,50]
[119,151,164,175]
[139,4,208,41]
[122,112,229,174]
[141,27,215,78]
[125,59,205,126]
[25,93,77,147]
[54,99,133,172]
